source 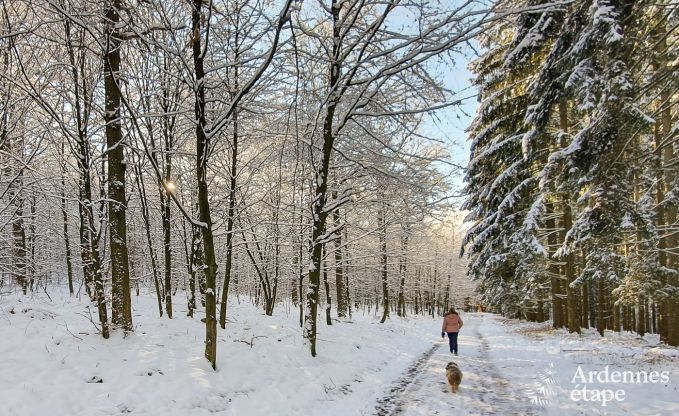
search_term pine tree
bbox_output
[465,0,678,342]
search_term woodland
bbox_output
[1,0,474,369]
[463,0,679,346]
[1,0,677,380]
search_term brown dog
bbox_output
[446,362,463,393]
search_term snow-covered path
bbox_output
[373,313,537,415]
[371,312,679,416]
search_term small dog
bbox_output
[446,362,463,393]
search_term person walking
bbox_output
[441,308,463,355]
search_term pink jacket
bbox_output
[442,313,463,333]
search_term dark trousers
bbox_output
[446,332,459,353]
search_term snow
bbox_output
[591,0,623,44]
[373,314,679,416]
[0,291,433,416]
[1,292,677,415]
[620,212,634,230]
[480,316,679,415]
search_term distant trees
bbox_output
[463,0,679,346]
[294,0,490,357]
[1,0,476,368]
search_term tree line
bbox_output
[0,0,488,368]
[463,0,679,346]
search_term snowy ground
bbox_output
[374,314,679,416]
[1,291,677,416]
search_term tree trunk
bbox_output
[162,158,173,319]
[597,278,606,336]
[183,218,196,318]
[637,298,646,336]
[660,76,679,347]
[343,219,352,319]
[298,217,305,327]
[613,303,621,332]
[581,283,589,329]
[332,192,347,318]
[239,220,274,316]
[397,224,409,317]
[559,100,580,334]
[219,51,240,329]
[60,143,75,296]
[62,19,109,338]
[157,52,176,320]
[191,0,218,369]
[651,16,678,346]
[28,196,36,291]
[11,191,28,294]
[303,0,341,357]
[134,162,163,317]
[378,203,389,323]
[2,134,28,293]
[105,0,132,332]
[546,200,564,328]
[323,251,332,325]
[187,217,204,317]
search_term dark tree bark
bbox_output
[27,195,36,291]
[304,0,342,358]
[378,203,389,323]
[559,100,580,334]
[596,279,607,336]
[191,0,218,369]
[546,200,564,328]
[344,221,351,319]
[650,14,678,346]
[190,0,293,368]
[332,193,346,318]
[397,224,409,317]
[133,162,163,317]
[219,93,238,329]
[298,213,305,328]
[185,213,204,318]
[239,216,276,316]
[162,147,173,319]
[59,141,75,295]
[0,44,27,295]
[7,155,28,294]
[658,40,679,347]
[581,283,589,329]
[105,0,132,331]
[71,57,109,338]
[323,246,332,325]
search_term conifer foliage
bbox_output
[464,0,679,345]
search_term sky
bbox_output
[425,51,480,202]
[433,60,478,171]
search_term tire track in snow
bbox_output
[373,343,439,416]
[372,314,538,416]
[469,314,537,415]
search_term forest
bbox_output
[0,0,676,358]
[2,1,678,415]
[463,0,679,346]
[0,0,477,370]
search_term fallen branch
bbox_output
[77,306,102,334]
[64,321,84,341]
[233,335,267,348]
